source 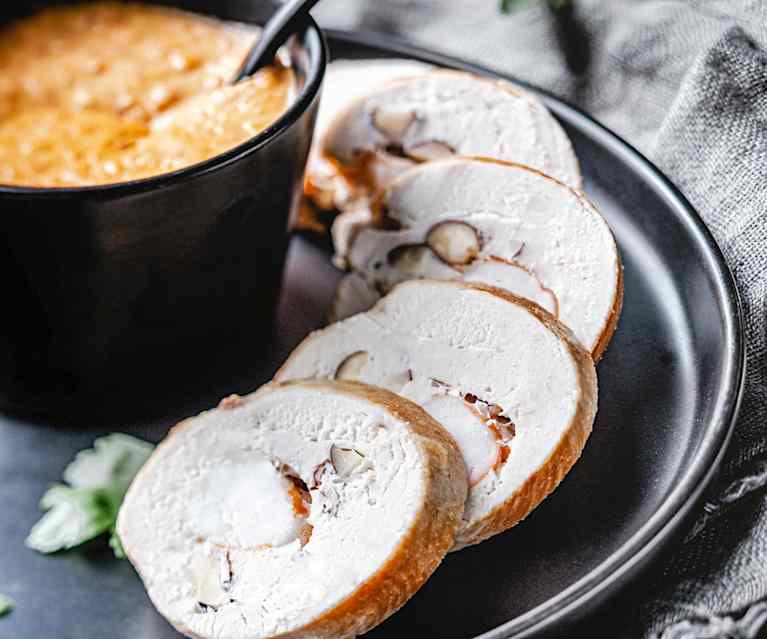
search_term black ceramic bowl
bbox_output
[0,1,326,415]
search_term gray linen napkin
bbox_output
[312,1,767,637]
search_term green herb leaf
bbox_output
[26,434,153,558]
[63,433,154,492]
[26,486,114,553]
[108,528,126,560]
[0,594,14,617]
[500,0,569,12]
[500,0,530,12]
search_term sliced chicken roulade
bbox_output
[299,59,433,232]
[277,280,598,549]
[314,59,434,153]
[117,380,467,639]
[333,157,622,360]
[317,70,581,260]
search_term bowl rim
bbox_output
[0,11,327,197]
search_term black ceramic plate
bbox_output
[0,31,744,639]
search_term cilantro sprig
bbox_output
[26,434,154,558]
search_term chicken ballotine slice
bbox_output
[313,59,434,158]
[117,380,467,639]
[334,157,623,360]
[318,69,582,260]
[276,280,598,549]
[300,58,433,232]
[306,59,433,210]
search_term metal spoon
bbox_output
[232,0,322,83]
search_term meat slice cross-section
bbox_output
[323,70,581,190]
[277,280,598,549]
[314,69,582,259]
[333,157,623,359]
[117,380,467,639]
[299,59,433,233]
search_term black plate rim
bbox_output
[324,28,746,638]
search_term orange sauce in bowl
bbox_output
[0,2,293,187]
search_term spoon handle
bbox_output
[233,0,322,83]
